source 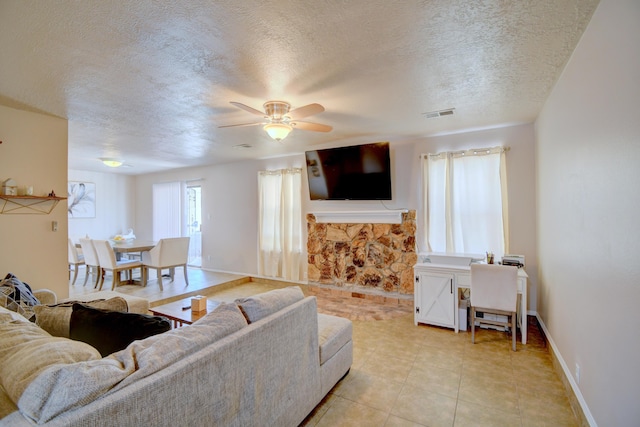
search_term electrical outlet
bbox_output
[575,363,580,384]
[51,221,58,232]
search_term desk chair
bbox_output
[141,237,190,291]
[67,238,85,286]
[93,240,143,290]
[470,263,518,351]
[79,238,100,288]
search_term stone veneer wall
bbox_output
[306,210,417,295]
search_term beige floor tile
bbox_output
[384,415,427,427]
[405,364,461,398]
[414,345,464,373]
[300,392,339,426]
[390,384,457,427]
[453,399,522,427]
[334,370,404,413]
[315,396,389,427]
[359,353,415,383]
[458,373,520,415]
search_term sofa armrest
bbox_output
[33,290,57,305]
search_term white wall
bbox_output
[535,0,640,425]
[0,105,69,298]
[68,170,136,242]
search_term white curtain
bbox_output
[258,168,304,281]
[422,147,509,259]
[152,182,182,241]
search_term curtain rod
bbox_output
[421,146,510,158]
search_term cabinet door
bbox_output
[415,272,455,328]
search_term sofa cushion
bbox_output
[35,297,129,338]
[0,318,101,406]
[18,302,247,424]
[317,313,353,365]
[235,286,305,323]
[69,303,171,357]
[0,305,30,323]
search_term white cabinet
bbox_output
[414,270,455,328]
[414,262,529,344]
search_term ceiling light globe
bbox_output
[102,159,123,167]
[264,123,292,141]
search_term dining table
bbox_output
[111,239,157,255]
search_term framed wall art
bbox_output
[68,182,96,218]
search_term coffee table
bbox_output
[150,297,221,328]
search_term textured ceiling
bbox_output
[0,0,599,174]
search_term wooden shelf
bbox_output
[0,195,66,214]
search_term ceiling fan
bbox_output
[219,100,332,141]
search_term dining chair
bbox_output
[67,238,85,286]
[79,238,100,288]
[141,237,190,291]
[93,239,143,290]
[470,263,519,351]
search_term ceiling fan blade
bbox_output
[218,122,264,128]
[290,121,332,132]
[230,102,267,117]
[286,103,325,120]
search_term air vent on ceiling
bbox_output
[422,108,455,119]
[232,144,253,150]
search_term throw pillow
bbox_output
[0,273,40,322]
[234,286,305,323]
[70,303,171,356]
[0,319,101,405]
[35,297,128,338]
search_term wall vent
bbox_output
[422,108,455,119]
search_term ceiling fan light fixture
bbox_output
[264,123,292,141]
[101,158,123,167]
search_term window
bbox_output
[257,168,304,281]
[422,147,509,259]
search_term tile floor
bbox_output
[68,268,578,426]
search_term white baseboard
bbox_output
[536,314,597,427]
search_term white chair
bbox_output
[67,238,85,286]
[93,239,143,290]
[470,263,519,351]
[79,238,100,288]
[141,237,190,291]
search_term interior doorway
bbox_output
[186,185,202,267]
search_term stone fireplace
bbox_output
[306,210,417,298]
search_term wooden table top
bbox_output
[150,297,221,325]
[111,240,157,253]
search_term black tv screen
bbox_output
[305,142,392,200]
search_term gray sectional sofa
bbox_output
[0,286,352,427]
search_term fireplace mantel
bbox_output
[310,209,408,224]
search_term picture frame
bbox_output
[68,181,96,218]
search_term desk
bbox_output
[414,263,528,344]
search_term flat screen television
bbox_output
[305,142,392,200]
